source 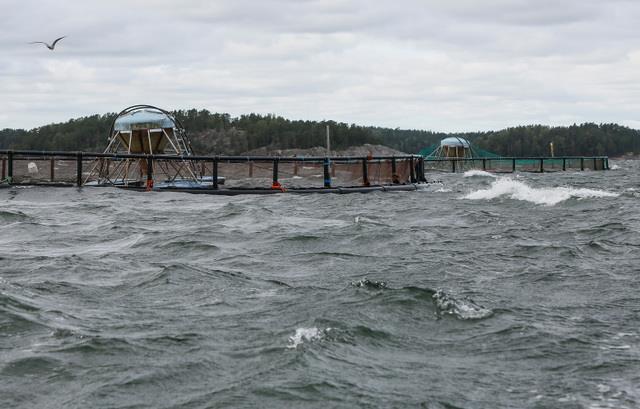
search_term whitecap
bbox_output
[287,327,329,349]
[463,170,497,178]
[462,177,618,206]
[432,289,493,320]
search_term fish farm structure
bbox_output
[0,105,609,193]
[420,137,609,173]
[0,105,427,194]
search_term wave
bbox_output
[463,170,497,178]
[432,289,493,320]
[287,327,331,349]
[463,177,619,205]
[350,278,388,290]
[349,280,493,321]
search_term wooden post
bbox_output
[482,158,486,171]
[293,161,298,176]
[212,158,218,189]
[1,158,5,180]
[512,158,516,173]
[452,159,456,173]
[418,157,426,182]
[593,157,597,170]
[562,158,566,171]
[323,158,331,188]
[580,157,584,171]
[76,152,83,187]
[362,157,370,186]
[249,161,254,177]
[540,158,544,173]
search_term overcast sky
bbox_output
[2,0,640,132]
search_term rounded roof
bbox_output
[440,137,470,148]
[113,109,176,131]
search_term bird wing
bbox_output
[28,41,48,45]
[51,36,66,47]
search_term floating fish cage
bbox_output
[0,150,427,194]
[0,104,429,194]
[423,157,609,173]
[420,136,609,173]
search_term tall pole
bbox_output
[326,125,330,155]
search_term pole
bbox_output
[326,125,330,155]
[272,158,279,185]
[7,151,13,184]
[512,158,516,173]
[409,156,416,183]
[76,152,83,187]
[212,158,218,189]
[391,157,399,184]
[562,158,566,171]
[323,157,331,188]
[50,158,55,182]
[580,157,584,171]
[452,159,456,173]
[145,157,153,190]
[362,157,370,186]
[1,158,5,181]
[540,158,544,173]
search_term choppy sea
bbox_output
[1,161,639,408]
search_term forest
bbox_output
[1,109,639,157]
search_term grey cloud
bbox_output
[2,0,640,131]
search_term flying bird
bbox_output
[29,36,66,50]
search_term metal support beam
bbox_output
[272,158,279,185]
[409,157,416,183]
[212,158,218,189]
[323,158,331,188]
[76,152,83,187]
[7,151,13,183]
[362,157,370,186]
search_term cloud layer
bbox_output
[1,0,639,131]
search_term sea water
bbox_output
[1,161,639,408]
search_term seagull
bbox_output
[29,36,66,50]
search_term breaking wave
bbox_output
[463,177,618,205]
[464,170,497,178]
[287,327,330,349]
[432,289,493,320]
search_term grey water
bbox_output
[1,161,639,409]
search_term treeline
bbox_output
[1,109,639,157]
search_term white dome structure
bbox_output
[87,105,199,187]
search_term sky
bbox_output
[1,0,640,132]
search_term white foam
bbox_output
[432,290,493,320]
[463,170,497,178]
[287,327,328,349]
[610,164,620,170]
[463,178,619,206]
